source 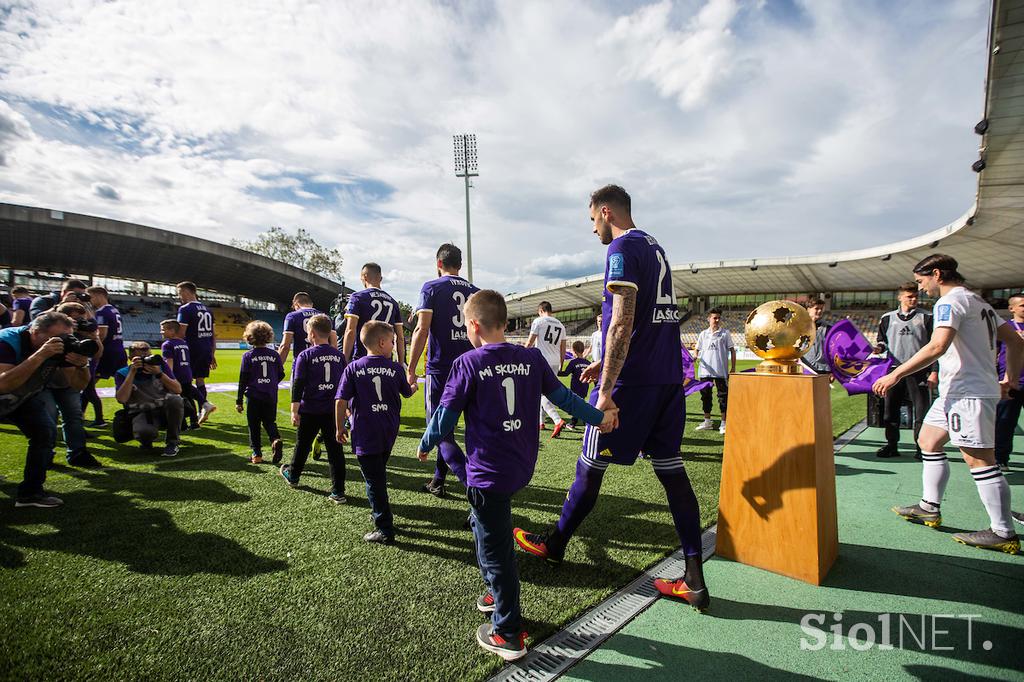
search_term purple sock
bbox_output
[654,465,702,557]
[554,458,607,548]
[196,381,208,404]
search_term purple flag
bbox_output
[824,319,895,395]
[681,346,712,397]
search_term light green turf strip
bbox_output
[561,426,1024,682]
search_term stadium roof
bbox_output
[507,0,1024,319]
[0,203,346,310]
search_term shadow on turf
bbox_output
[0,471,287,577]
[565,631,820,681]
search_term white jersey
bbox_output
[590,329,602,362]
[933,287,1002,399]
[530,315,566,369]
[696,328,734,379]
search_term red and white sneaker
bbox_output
[476,624,528,661]
[551,420,566,438]
[653,578,710,611]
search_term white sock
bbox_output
[920,452,949,512]
[540,395,561,423]
[971,465,1014,537]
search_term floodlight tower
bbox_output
[453,133,479,283]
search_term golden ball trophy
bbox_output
[715,301,838,585]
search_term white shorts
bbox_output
[923,396,997,449]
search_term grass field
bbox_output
[0,351,865,681]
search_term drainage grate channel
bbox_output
[489,416,868,681]
[833,418,868,453]
[487,525,717,682]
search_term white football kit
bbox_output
[923,287,1004,448]
[531,315,566,424]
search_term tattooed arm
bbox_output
[594,285,635,428]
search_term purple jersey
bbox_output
[336,354,415,455]
[344,288,402,360]
[415,275,479,375]
[283,307,323,357]
[94,304,127,372]
[240,346,285,403]
[12,297,31,316]
[292,343,344,414]
[997,320,1024,385]
[559,357,591,396]
[161,338,193,385]
[440,343,562,494]
[177,301,215,362]
[600,229,684,386]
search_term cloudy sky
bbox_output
[0,0,988,304]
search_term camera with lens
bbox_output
[59,333,100,361]
[141,354,163,367]
[75,317,98,333]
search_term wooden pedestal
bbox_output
[715,372,838,585]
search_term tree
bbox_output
[231,226,344,282]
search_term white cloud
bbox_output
[0,0,988,304]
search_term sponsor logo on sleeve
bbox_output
[936,304,951,322]
[608,253,624,279]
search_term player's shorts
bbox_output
[923,396,997,449]
[190,353,212,379]
[423,370,451,421]
[580,384,685,468]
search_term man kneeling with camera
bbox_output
[114,342,184,457]
[0,311,92,508]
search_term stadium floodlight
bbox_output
[453,134,479,283]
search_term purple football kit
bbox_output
[176,301,215,378]
[161,338,193,385]
[336,355,416,456]
[239,346,285,403]
[292,343,344,414]
[283,307,323,358]
[344,288,402,360]
[997,320,1024,385]
[416,274,479,483]
[559,357,591,397]
[94,303,128,378]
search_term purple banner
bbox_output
[682,346,712,396]
[824,319,895,395]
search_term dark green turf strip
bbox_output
[561,427,1024,681]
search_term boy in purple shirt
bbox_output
[419,290,615,662]
[176,281,217,424]
[407,243,480,497]
[281,314,346,500]
[558,340,592,431]
[161,320,200,431]
[236,321,285,464]
[335,321,417,544]
[10,286,32,327]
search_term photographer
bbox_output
[114,342,183,457]
[0,311,91,508]
[29,279,90,320]
[47,302,103,468]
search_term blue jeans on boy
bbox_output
[42,386,87,458]
[467,486,521,638]
[5,393,57,497]
[357,452,393,536]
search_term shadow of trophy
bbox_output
[715,300,837,585]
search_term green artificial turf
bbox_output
[0,352,865,681]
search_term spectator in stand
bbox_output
[995,293,1024,472]
[10,286,33,327]
[0,311,91,507]
[29,279,90,320]
[114,341,184,457]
